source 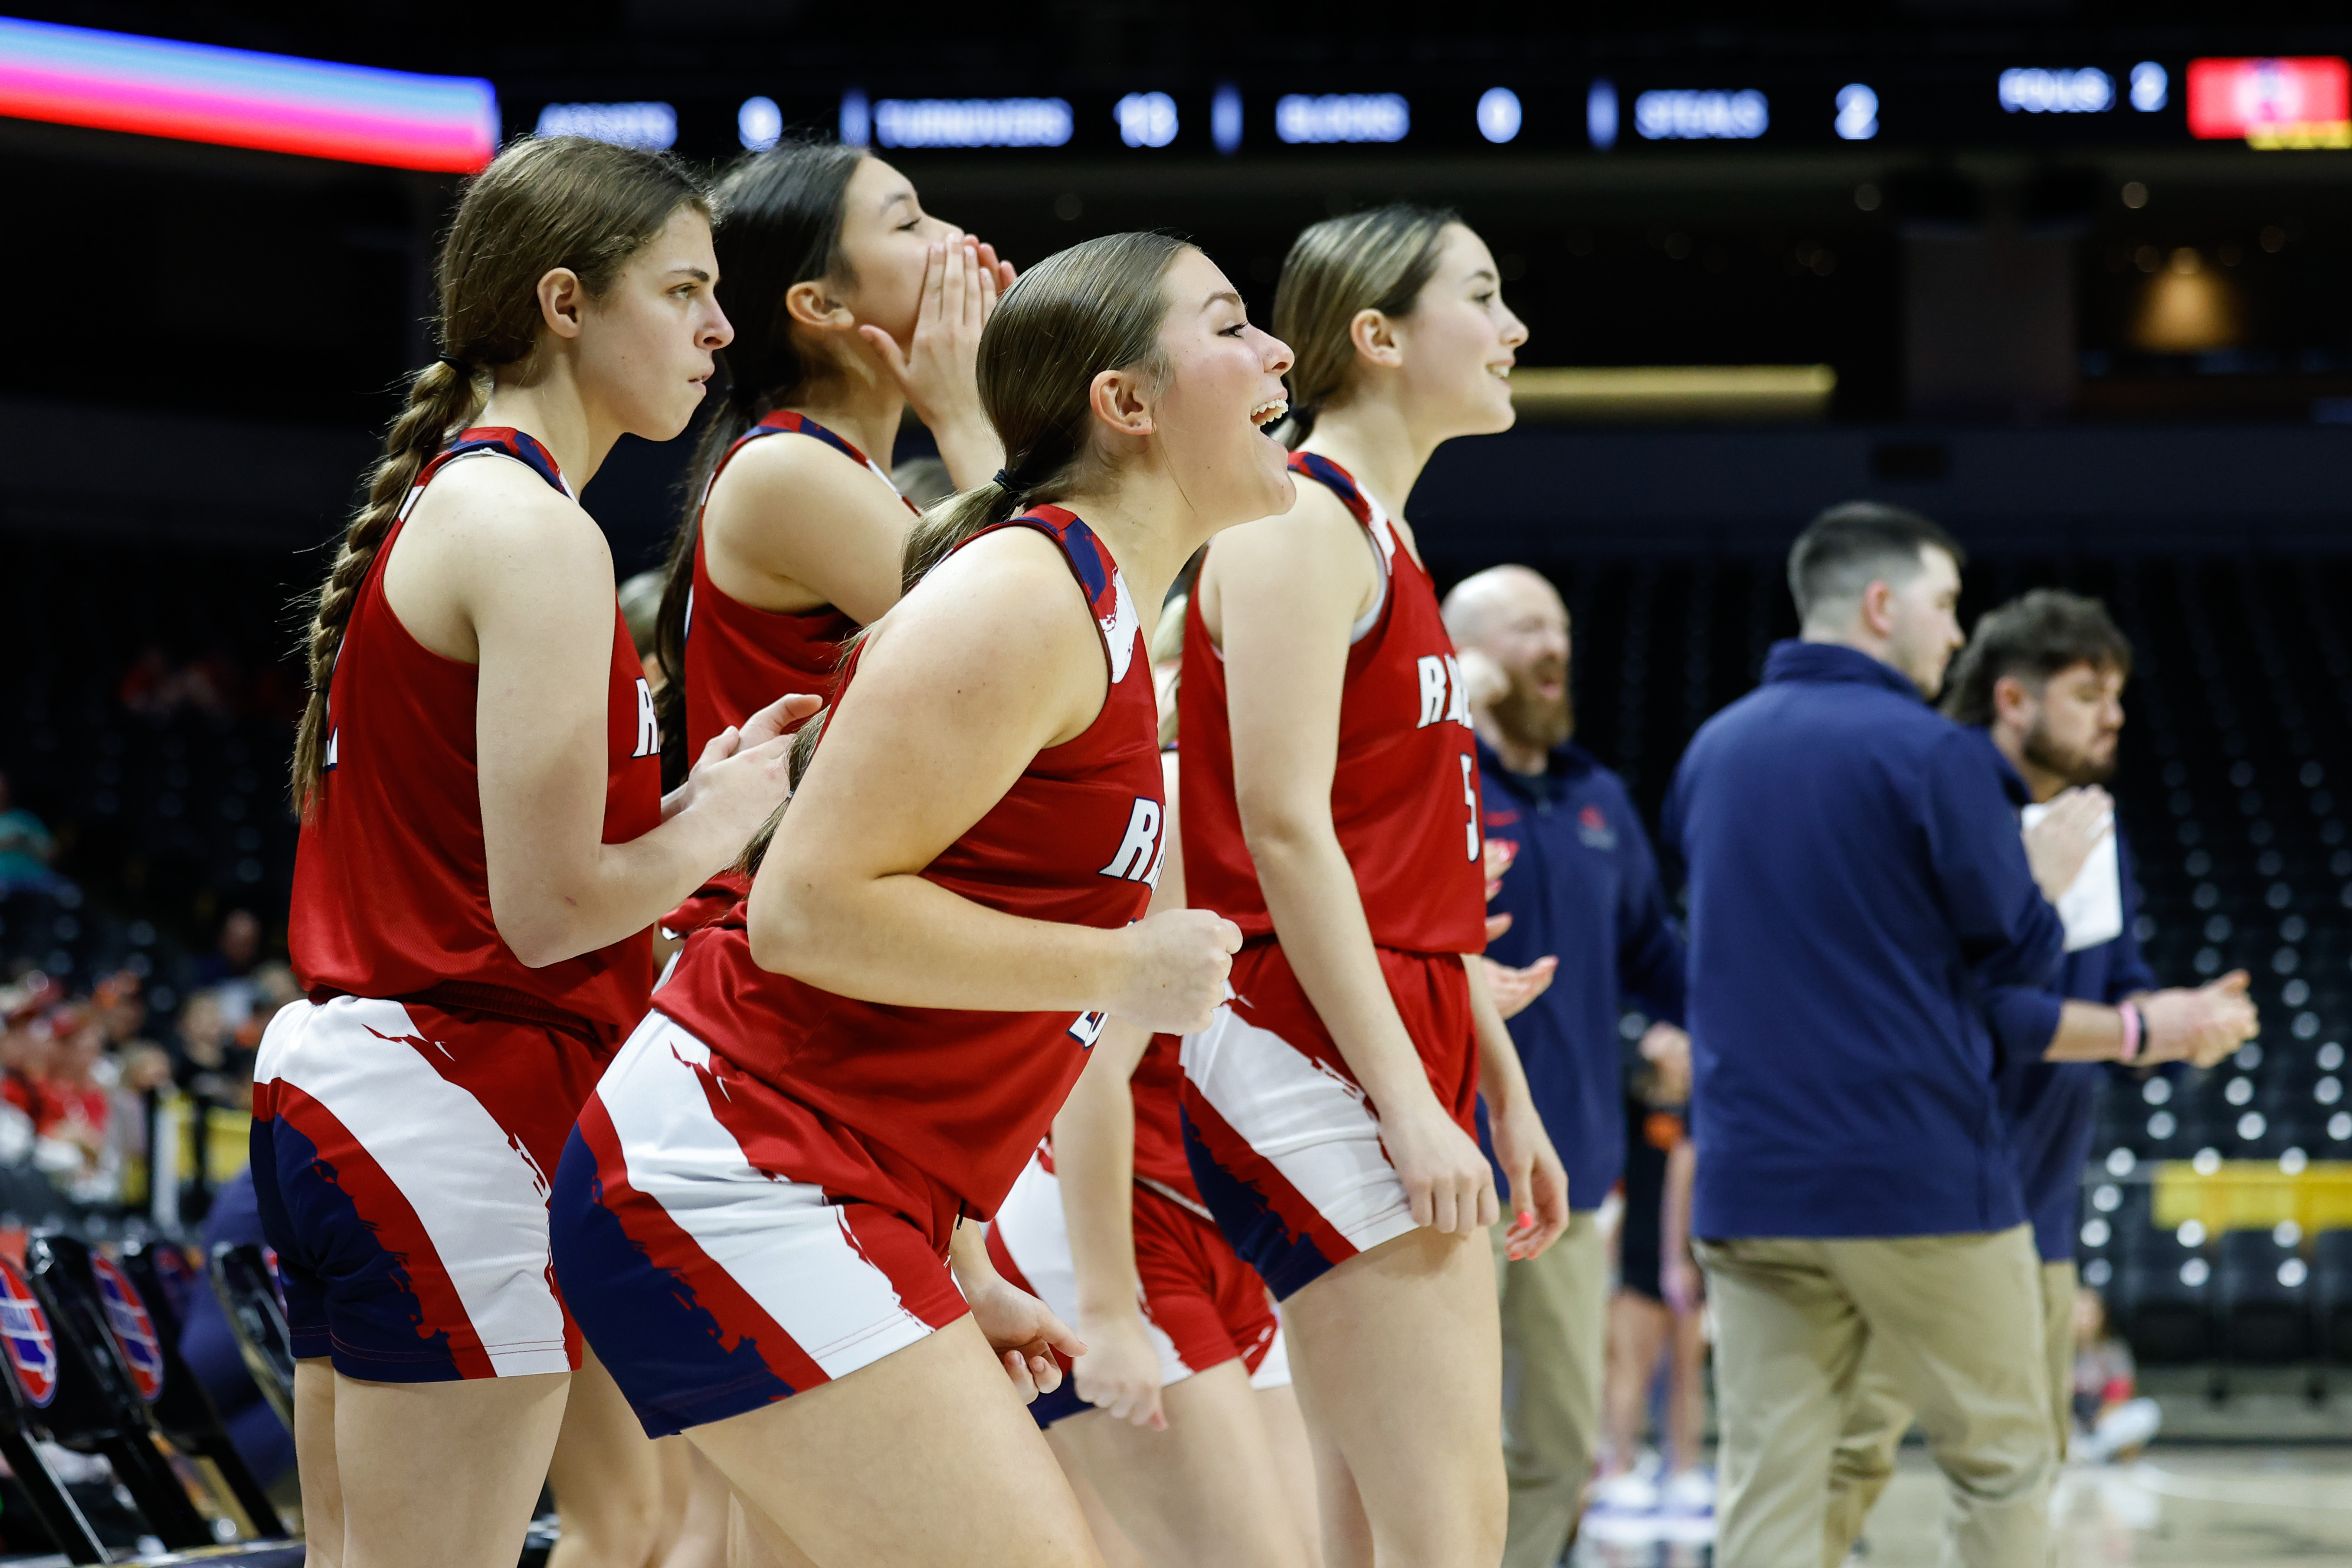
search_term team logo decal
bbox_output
[92,1255,165,1403]
[1576,804,1617,851]
[0,1257,59,1408]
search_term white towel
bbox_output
[2020,802,2123,952]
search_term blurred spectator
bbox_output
[91,970,153,1052]
[233,963,299,1051]
[191,910,264,1028]
[0,771,63,897]
[117,646,234,718]
[2070,1288,2162,1463]
[173,989,236,1093]
[0,1004,40,1166]
[31,1006,120,1204]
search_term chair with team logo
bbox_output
[20,1231,216,1551]
[115,1237,290,1539]
[209,1240,297,1433]
[0,1249,114,1562]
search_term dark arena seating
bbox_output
[0,528,307,1008]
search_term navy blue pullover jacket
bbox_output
[1973,729,2160,1264]
[1662,641,2065,1239]
[1477,739,1687,1211]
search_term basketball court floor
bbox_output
[1570,1447,2352,1565]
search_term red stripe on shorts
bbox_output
[1179,1081,1362,1271]
[270,1080,495,1379]
[573,1093,833,1395]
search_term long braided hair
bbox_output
[288,136,709,810]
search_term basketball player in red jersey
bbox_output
[986,599,1319,1568]
[1179,205,1570,1566]
[549,232,1293,1568]
[251,138,808,1568]
[651,142,1017,768]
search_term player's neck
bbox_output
[1300,399,1434,520]
[1055,469,1204,620]
[779,362,904,472]
[479,367,617,491]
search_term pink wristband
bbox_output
[2117,1001,2143,1065]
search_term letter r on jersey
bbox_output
[632,678,658,759]
[1417,656,1448,727]
[1100,797,1164,882]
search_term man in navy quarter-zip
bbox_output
[1443,565,1689,1568]
[1662,503,2084,1568]
[1822,589,2257,1562]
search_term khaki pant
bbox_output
[1493,1211,1607,1568]
[1823,1259,2077,1564]
[1694,1225,2054,1568]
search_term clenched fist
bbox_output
[1109,909,1243,1034]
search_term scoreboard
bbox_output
[528,56,2352,161]
[3,16,2349,174]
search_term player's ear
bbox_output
[1088,367,1157,438]
[1349,308,1404,370]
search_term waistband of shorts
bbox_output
[306,982,616,1050]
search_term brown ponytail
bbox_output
[1270,204,1456,448]
[731,229,1194,878]
[899,230,1192,590]
[652,141,867,788]
[288,136,711,811]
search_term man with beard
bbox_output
[1442,564,1689,1568]
[1824,587,2256,1562]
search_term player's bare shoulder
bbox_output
[715,422,879,513]
[388,454,612,658]
[862,522,1104,714]
[409,450,603,568]
[1202,472,1378,641]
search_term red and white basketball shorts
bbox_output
[547,1011,971,1438]
[985,1149,1286,1427]
[249,995,609,1382]
[1179,941,1477,1301]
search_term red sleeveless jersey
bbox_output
[682,411,919,757]
[1179,452,1485,956]
[289,428,663,1044]
[651,506,1166,1218]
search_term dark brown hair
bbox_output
[652,141,868,783]
[1786,501,1966,625]
[289,136,708,808]
[1941,588,2133,727]
[1270,204,1457,446]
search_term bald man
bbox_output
[1444,566,1690,1568]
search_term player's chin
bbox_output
[635,385,708,445]
[1476,381,1519,434]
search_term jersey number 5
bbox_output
[1458,754,1480,861]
